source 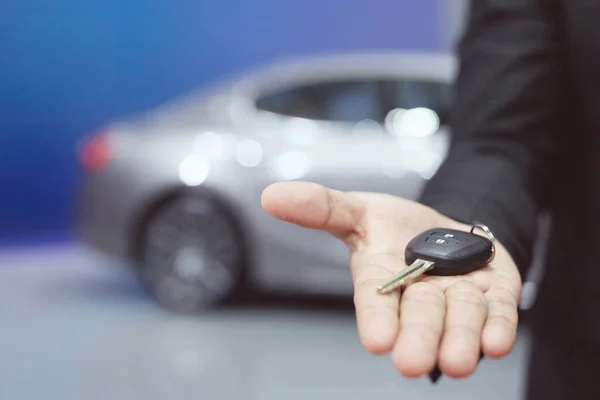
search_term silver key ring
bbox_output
[470,223,496,263]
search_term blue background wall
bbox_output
[0,0,443,239]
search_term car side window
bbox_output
[387,80,452,125]
[255,81,384,123]
[255,78,452,137]
[373,79,452,137]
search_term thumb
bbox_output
[261,181,365,242]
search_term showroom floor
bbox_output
[0,243,530,400]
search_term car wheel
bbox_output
[139,195,245,313]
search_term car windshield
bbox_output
[255,79,452,129]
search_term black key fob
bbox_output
[404,228,494,276]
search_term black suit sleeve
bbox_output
[420,0,566,277]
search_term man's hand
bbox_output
[261,182,521,379]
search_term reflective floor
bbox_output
[0,243,530,400]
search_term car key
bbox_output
[377,225,495,294]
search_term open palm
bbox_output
[262,181,521,379]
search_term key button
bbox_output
[426,235,459,246]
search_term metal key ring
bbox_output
[470,223,496,263]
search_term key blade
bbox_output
[404,260,435,281]
[377,259,426,294]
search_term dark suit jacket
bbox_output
[420,0,600,345]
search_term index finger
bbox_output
[352,252,403,354]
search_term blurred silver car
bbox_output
[77,52,456,312]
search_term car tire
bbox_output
[138,194,246,313]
